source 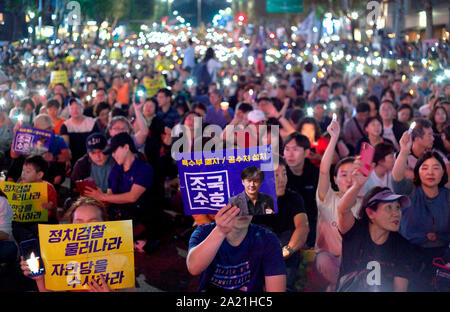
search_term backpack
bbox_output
[193,61,211,88]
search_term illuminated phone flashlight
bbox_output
[307,107,314,117]
[86,95,91,102]
[329,101,337,111]
[409,89,414,95]
[136,89,145,98]
[17,114,24,122]
[408,121,416,134]
[75,71,82,78]
[412,75,420,84]
[445,69,450,78]
[186,78,194,87]
[285,63,292,71]
[402,74,406,81]
[312,77,317,83]
[92,89,97,98]
[135,64,141,70]
[0,98,5,106]
[39,89,46,96]
[356,87,364,96]
[437,75,445,84]
[87,77,92,82]
[249,89,254,100]
[269,75,277,85]
[16,90,24,97]
[232,74,238,82]
[125,72,131,78]
[223,77,231,87]
[20,81,26,88]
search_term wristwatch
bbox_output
[283,245,294,256]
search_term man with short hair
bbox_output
[156,88,180,128]
[187,204,287,292]
[379,99,408,151]
[343,102,370,151]
[283,132,319,248]
[252,157,309,292]
[71,133,115,195]
[205,89,233,128]
[228,166,275,216]
[404,118,449,180]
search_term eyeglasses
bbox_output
[111,127,127,132]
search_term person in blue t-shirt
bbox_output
[84,132,155,246]
[187,204,286,292]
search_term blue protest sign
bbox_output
[176,145,277,216]
[13,127,54,155]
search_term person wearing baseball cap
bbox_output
[71,133,114,194]
[247,109,267,125]
[84,132,154,246]
[335,158,416,292]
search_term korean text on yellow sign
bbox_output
[144,76,167,97]
[0,181,48,222]
[50,70,69,88]
[38,220,135,291]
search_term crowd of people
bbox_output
[0,22,449,293]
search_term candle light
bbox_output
[27,252,40,273]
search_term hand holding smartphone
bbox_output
[358,142,375,177]
[75,178,97,196]
[20,239,45,277]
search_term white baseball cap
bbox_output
[247,109,267,123]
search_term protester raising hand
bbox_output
[399,130,413,153]
[327,119,340,139]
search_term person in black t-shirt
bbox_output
[336,161,416,292]
[283,132,319,247]
[253,157,309,292]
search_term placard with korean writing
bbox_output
[50,70,69,88]
[38,220,134,291]
[176,145,277,216]
[143,76,167,98]
[0,181,48,222]
[12,127,53,156]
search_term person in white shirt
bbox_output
[359,142,396,197]
[315,119,362,292]
[182,39,196,73]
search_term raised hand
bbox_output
[327,119,340,139]
[399,131,413,153]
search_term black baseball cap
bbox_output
[86,133,107,152]
[103,132,138,154]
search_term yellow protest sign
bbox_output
[110,49,123,60]
[47,61,56,70]
[144,76,167,97]
[65,55,76,63]
[0,182,48,222]
[38,220,135,291]
[50,70,69,88]
[154,57,171,72]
